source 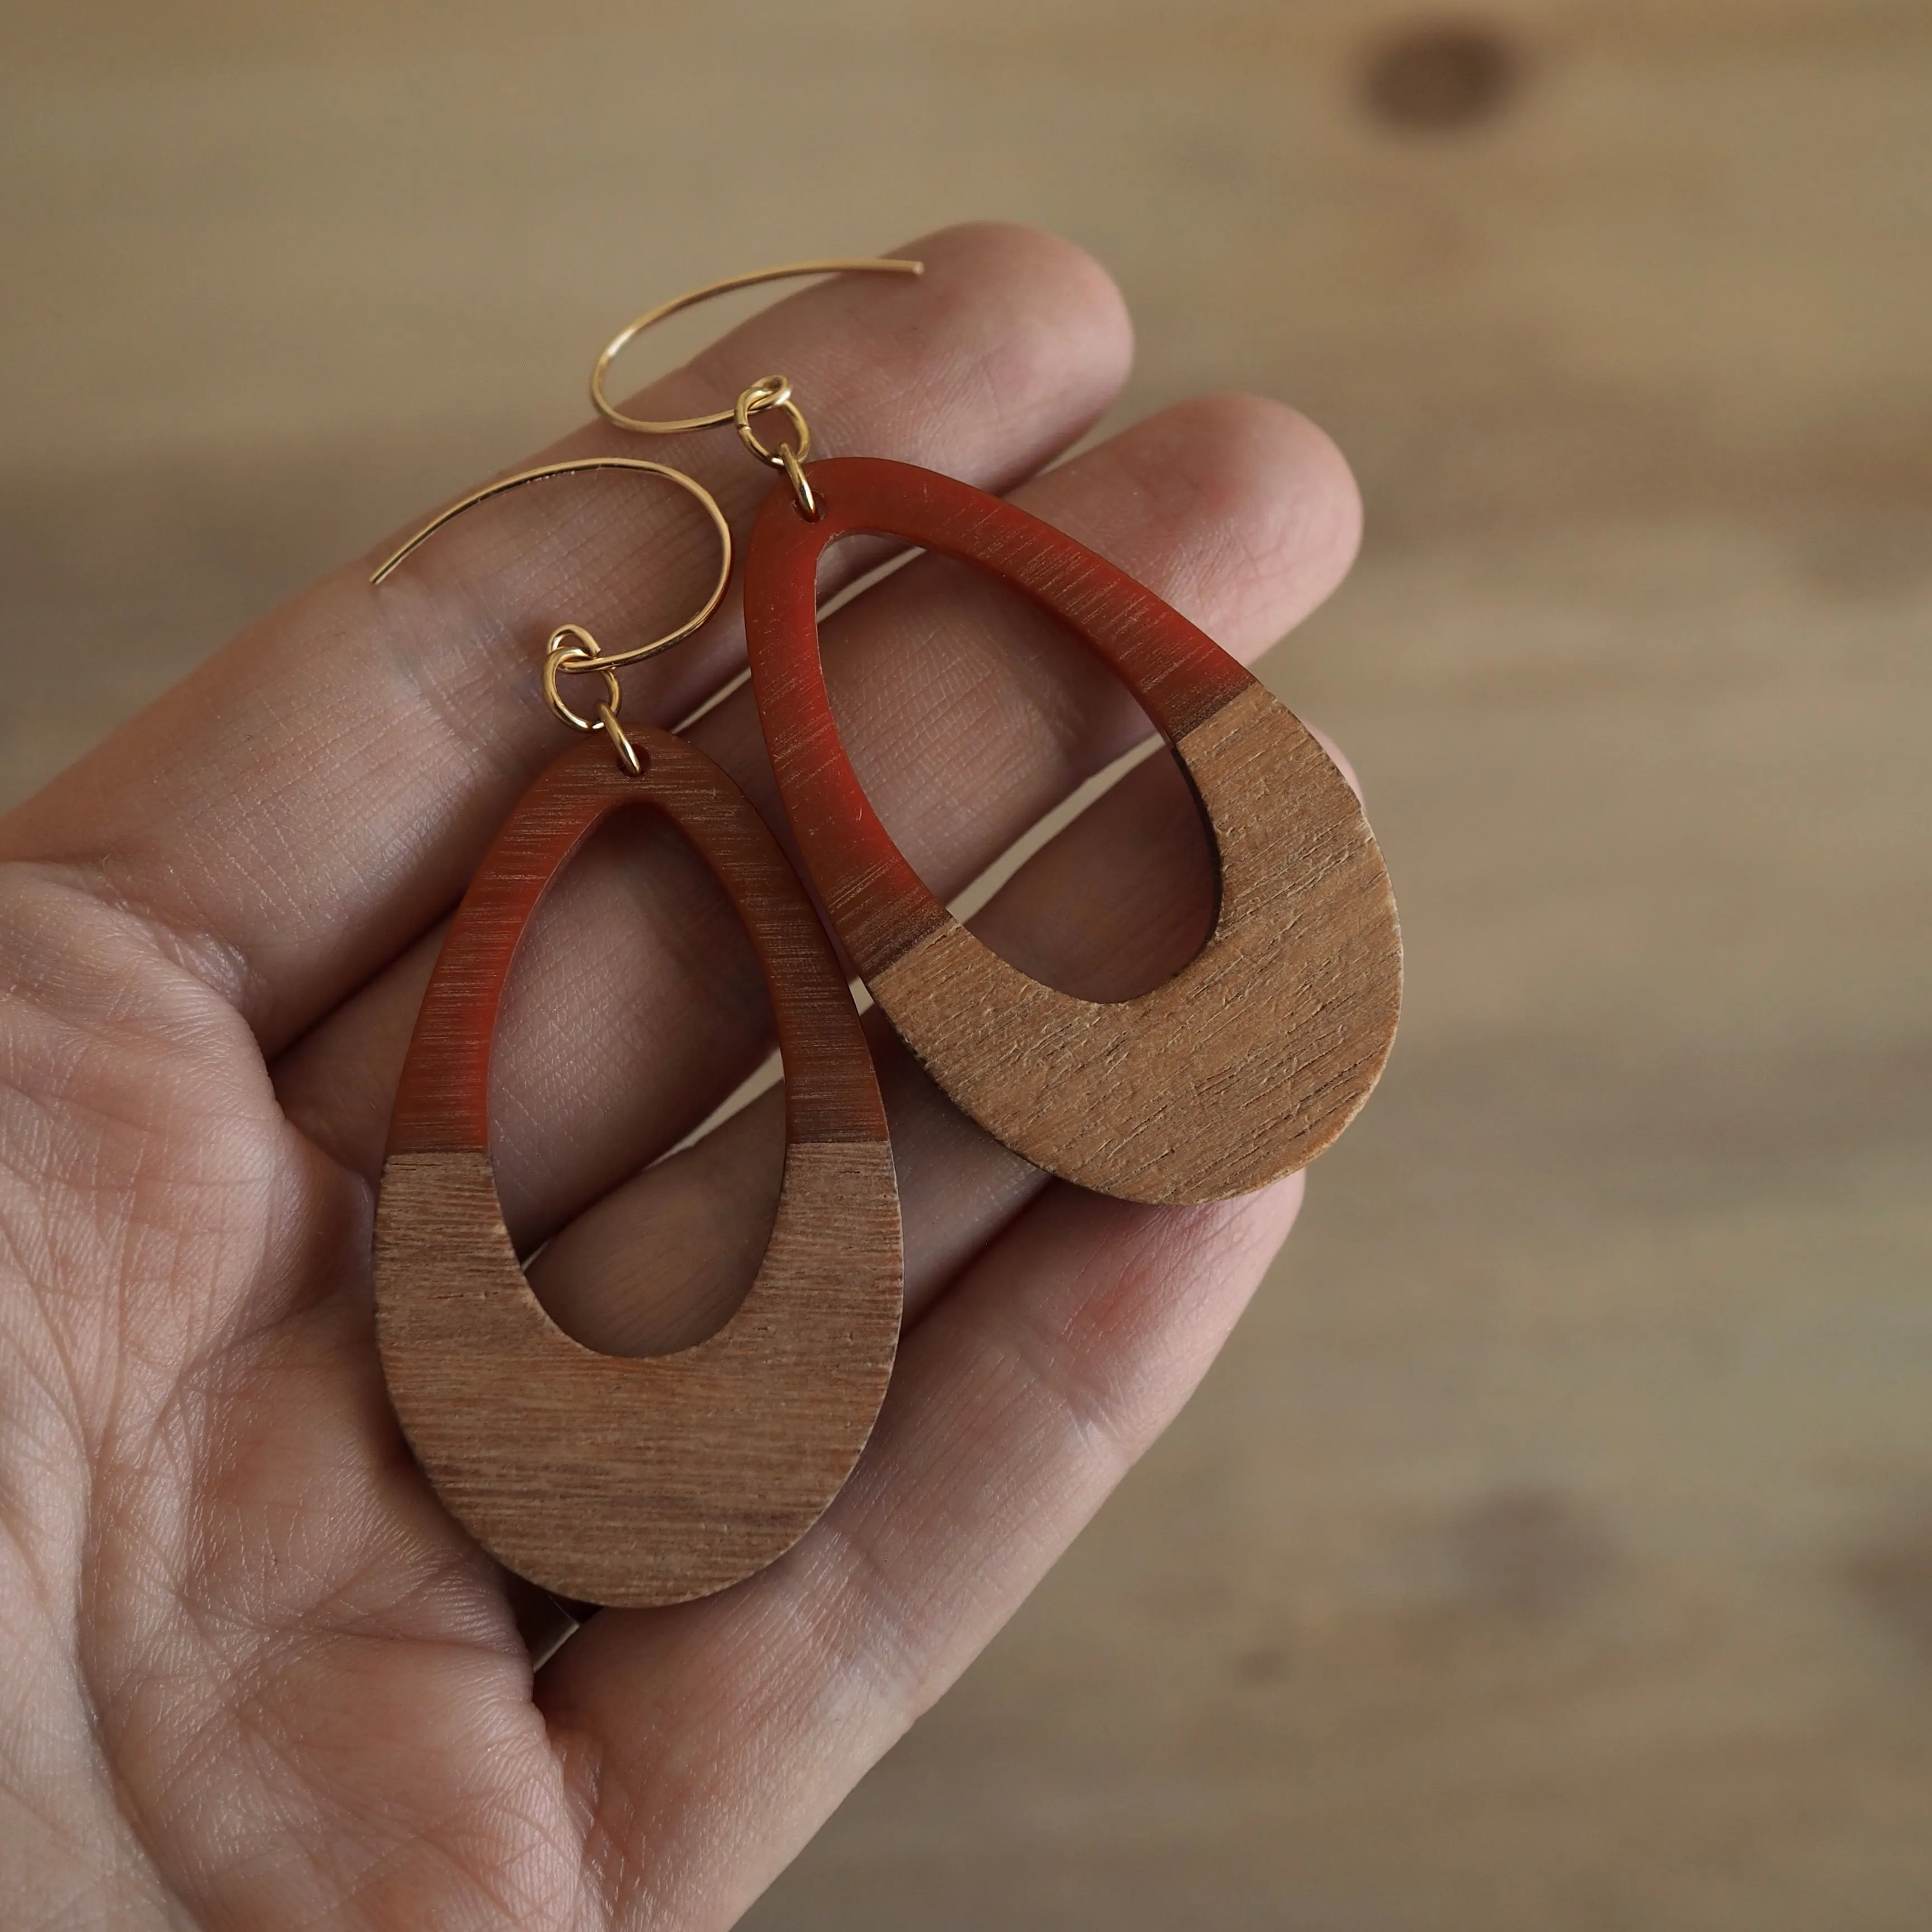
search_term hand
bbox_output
[0,224,1361,1928]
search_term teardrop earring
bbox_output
[368,460,901,1609]
[591,261,1402,1206]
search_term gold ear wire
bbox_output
[372,456,733,773]
[367,260,921,748]
[370,456,732,675]
[589,257,924,438]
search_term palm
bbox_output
[0,225,1360,1929]
[0,932,551,1919]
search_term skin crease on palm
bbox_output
[0,224,1364,1929]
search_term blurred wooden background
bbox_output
[4,1,1929,1925]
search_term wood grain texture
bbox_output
[744,457,1401,1202]
[374,728,901,1607]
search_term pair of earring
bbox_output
[370,259,1401,1611]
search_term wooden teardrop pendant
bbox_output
[743,457,1401,1205]
[373,727,901,1608]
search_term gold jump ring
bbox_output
[370,458,732,674]
[543,625,623,732]
[777,444,820,520]
[733,375,811,468]
[595,700,643,776]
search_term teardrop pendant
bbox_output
[743,457,1401,1205]
[374,727,902,1608]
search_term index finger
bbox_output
[0,224,1133,1052]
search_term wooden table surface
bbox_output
[4,3,1928,1925]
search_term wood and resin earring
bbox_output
[368,460,901,1608]
[591,261,1403,1206]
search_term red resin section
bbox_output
[743,456,1256,976]
[388,728,884,1158]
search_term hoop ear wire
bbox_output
[589,257,923,437]
[368,457,733,673]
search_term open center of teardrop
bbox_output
[816,533,1219,1003]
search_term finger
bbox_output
[273,395,1362,1254]
[0,223,1133,1052]
[538,1172,1304,1925]
[528,741,1212,1355]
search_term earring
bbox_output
[369,461,901,1609]
[592,262,1402,1206]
